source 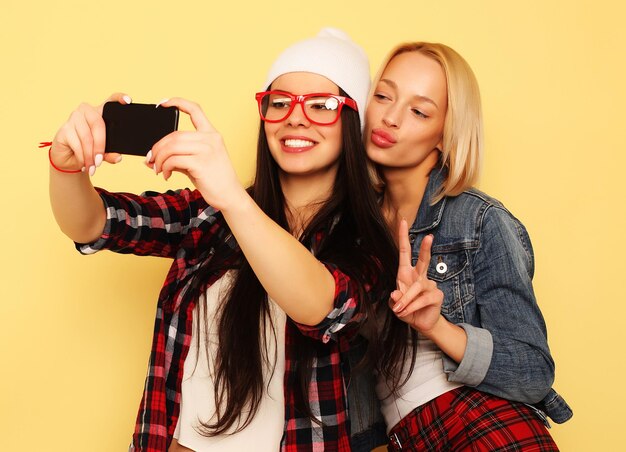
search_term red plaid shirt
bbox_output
[77,188,370,451]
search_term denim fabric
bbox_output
[407,167,572,424]
[347,335,388,451]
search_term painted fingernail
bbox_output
[115,155,123,163]
[94,154,103,167]
[88,165,96,177]
[156,98,170,108]
[145,150,153,164]
[392,303,403,313]
[123,95,132,104]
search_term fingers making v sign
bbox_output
[390,219,444,335]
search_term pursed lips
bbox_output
[370,128,397,148]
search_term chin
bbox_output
[283,167,319,177]
[365,148,388,165]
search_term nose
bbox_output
[382,104,401,128]
[286,100,311,127]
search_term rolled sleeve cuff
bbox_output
[75,192,113,255]
[295,262,360,344]
[442,323,493,387]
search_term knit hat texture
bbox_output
[263,28,370,129]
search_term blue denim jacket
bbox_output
[347,167,572,449]
[405,166,572,424]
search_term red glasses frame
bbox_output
[255,90,358,125]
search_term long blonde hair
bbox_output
[371,42,484,201]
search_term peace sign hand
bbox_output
[390,219,445,335]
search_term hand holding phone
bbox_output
[103,102,179,156]
[147,97,245,210]
[49,94,133,175]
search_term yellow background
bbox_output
[1,0,624,450]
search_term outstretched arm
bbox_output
[148,98,336,326]
[49,93,128,243]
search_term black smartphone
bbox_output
[102,102,179,156]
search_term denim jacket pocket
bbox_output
[425,249,471,323]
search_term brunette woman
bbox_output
[48,29,395,451]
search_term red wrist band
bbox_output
[39,142,82,174]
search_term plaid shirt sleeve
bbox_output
[293,260,369,344]
[76,187,212,258]
[76,188,235,452]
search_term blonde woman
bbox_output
[366,43,572,450]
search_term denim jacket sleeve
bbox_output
[443,205,555,404]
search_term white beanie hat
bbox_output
[262,28,370,129]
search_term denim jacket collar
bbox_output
[410,165,447,233]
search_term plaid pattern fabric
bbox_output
[387,387,559,451]
[78,188,367,451]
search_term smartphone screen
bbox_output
[103,102,179,156]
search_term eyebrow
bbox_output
[379,79,439,109]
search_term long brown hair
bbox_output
[190,89,397,435]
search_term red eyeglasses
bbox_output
[255,91,358,125]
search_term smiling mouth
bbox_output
[283,138,316,148]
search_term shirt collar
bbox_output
[409,165,447,233]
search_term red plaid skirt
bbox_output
[387,386,559,451]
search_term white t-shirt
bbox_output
[376,335,462,432]
[173,272,286,451]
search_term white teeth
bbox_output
[284,139,314,148]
